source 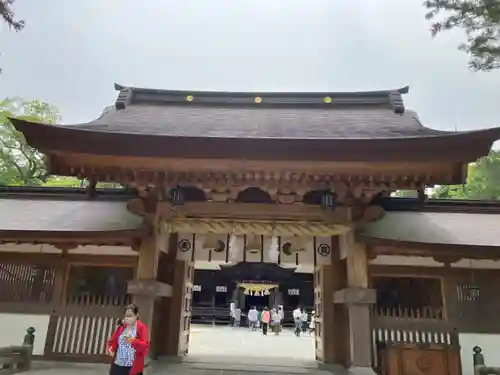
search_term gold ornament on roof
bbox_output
[254,96,262,104]
[323,96,332,104]
[186,95,194,102]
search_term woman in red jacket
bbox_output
[107,304,149,375]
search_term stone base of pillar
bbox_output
[347,366,377,375]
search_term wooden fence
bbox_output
[0,256,134,363]
[45,295,131,362]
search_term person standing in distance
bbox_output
[107,304,149,375]
[293,306,302,337]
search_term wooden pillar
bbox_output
[161,233,195,357]
[334,231,376,374]
[314,263,335,363]
[127,233,173,359]
[315,236,347,365]
[133,236,160,328]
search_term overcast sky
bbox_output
[0,0,499,133]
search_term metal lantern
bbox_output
[321,191,337,209]
[169,186,185,206]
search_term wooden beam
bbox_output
[368,242,500,261]
[158,201,351,223]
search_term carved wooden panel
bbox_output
[377,344,461,375]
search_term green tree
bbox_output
[1,0,24,73]
[424,0,500,71]
[433,151,500,199]
[1,0,24,30]
[0,98,60,185]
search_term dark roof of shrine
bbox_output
[9,84,500,162]
[360,211,500,248]
[52,84,434,139]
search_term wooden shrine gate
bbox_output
[372,313,461,375]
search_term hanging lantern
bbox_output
[268,235,279,262]
[246,234,262,254]
[264,289,270,295]
[244,288,250,295]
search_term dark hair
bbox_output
[124,304,139,315]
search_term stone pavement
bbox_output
[189,323,316,359]
[26,325,344,374]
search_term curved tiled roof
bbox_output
[53,84,448,139]
[8,84,500,162]
[70,105,448,140]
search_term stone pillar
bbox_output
[334,232,376,375]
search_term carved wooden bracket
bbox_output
[432,254,464,266]
[351,204,385,223]
[126,196,158,222]
[127,198,147,216]
[53,243,79,252]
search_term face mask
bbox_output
[124,317,136,326]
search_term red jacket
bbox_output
[107,320,149,375]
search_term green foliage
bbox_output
[433,151,500,200]
[0,98,60,186]
[424,0,500,71]
[0,0,24,31]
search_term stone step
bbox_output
[146,356,347,375]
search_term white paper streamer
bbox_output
[229,234,242,262]
[268,236,279,262]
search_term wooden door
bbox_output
[377,343,461,375]
[176,260,194,356]
[314,265,335,362]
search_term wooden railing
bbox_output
[473,346,500,375]
[373,306,444,320]
[0,327,35,374]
